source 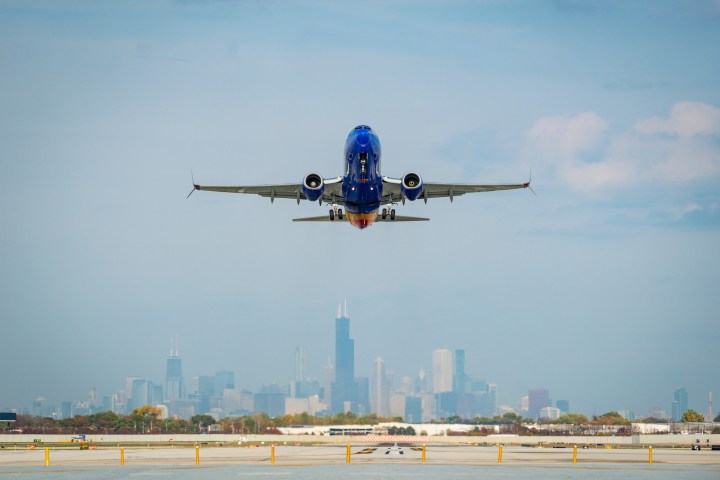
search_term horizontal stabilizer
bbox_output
[293,215,429,222]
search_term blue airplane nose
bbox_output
[356,131,371,147]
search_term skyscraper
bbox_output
[432,349,453,393]
[331,302,357,413]
[672,387,688,421]
[165,338,185,402]
[371,357,389,416]
[295,347,306,382]
[214,371,235,396]
[130,379,152,411]
[453,349,467,393]
[485,383,498,417]
[323,359,334,405]
[528,388,550,420]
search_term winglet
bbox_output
[524,168,536,196]
[186,170,199,199]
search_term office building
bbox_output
[371,357,389,416]
[672,388,688,421]
[432,349,453,393]
[405,396,423,423]
[254,384,286,417]
[214,371,235,396]
[331,302,357,413]
[453,349,467,393]
[295,347,306,382]
[539,406,561,420]
[165,339,185,402]
[528,388,550,420]
[556,399,569,414]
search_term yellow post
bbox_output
[421,444,426,464]
[271,445,275,465]
[648,446,652,464]
[346,443,351,464]
[44,447,49,467]
[195,445,200,465]
[497,444,503,464]
[120,447,125,466]
[573,445,577,464]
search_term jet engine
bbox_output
[302,173,325,202]
[401,172,423,201]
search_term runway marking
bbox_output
[129,473,173,476]
[356,448,377,455]
[236,473,291,476]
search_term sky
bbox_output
[1,0,719,418]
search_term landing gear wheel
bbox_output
[329,209,335,221]
[338,208,344,220]
[390,209,396,220]
[381,208,388,219]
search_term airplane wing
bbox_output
[381,177,530,203]
[191,177,344,204]
[293,215,429,222]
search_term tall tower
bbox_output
[432,349,453,393]
[295,347,306,382]
[673,387,688,421]
[165,337,185,402]
[323,358,334,405]
[331,301,357,413]
[453,349,467,393]
[371,357,388,416]
[709,392,713,422]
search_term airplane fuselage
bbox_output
[190,124,531,228]
[342,125,383,229]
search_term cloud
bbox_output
[528,111,608,160]
[528,102,720,190]
[634,101,720,138]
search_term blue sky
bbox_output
[1,0,719,417]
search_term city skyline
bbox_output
[8,305,718,423]
[1,1,718,419]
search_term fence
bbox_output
[2,442,715,468]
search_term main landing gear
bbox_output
[329,204,343,221]
[381,207,396,220]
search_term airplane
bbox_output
[188,125,532,229]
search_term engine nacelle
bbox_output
[401,172,423,201]
[302,173,325,202]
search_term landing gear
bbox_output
[329,204,342,221]
[381,205,396,221]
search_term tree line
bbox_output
[3,407,717,435]
[2,407,403,435]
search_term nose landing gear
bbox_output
[329,204,343,221]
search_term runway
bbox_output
[1,444,718,469]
